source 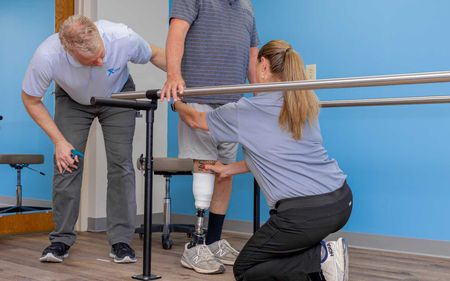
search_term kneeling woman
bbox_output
[172,40,353,281]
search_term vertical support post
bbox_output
[163,176,171,231]
[16,166,22,208]
[133,99,161,280]
[13,164,26,210]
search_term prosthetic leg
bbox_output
[188,171,215,248]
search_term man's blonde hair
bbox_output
[59,15,102,56]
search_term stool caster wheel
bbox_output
[162,240,173,250]
[162,234,173,250]
[186,232,192,239]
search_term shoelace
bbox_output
[196,244,216,262]
[45,242,67,254]
[218,240,239,255]
[114,243,133,256]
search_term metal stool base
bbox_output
[0,206,51,214]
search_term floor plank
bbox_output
[0,232,449,281]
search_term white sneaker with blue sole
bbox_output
[320,238,349,281]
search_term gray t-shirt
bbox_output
[206,91,347,208]
[170,0,259,105]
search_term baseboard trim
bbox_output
[0,196,52,208]
[86,212,450,259]
[326,231,450,260]
[87,213,165,232]
[171,214,450,259]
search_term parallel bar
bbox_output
[320,95,450,107]
[93,94,450,108]
[89,97,156,110]
[109,71,450,100]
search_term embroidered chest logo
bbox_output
[107,67,120,76]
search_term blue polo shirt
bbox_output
[206,91,347,208]
[22,20,151,105]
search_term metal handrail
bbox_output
[107,70,450,100]
[320,95,450,107]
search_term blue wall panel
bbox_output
[0,0,55,201]
[168,0,450,241]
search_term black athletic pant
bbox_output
[234,182,353,281]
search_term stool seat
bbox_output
[154,157,193,175]
[0,154,48,214]
[136,157,195,249]
[0,154,44,165]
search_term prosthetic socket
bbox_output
[189,171,215,247]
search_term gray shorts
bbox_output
[178,103,238,164]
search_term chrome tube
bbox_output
[109,70,450,100]
[320,95,450,107]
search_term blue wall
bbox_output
[168,0,450,242]
[0,0,55,201]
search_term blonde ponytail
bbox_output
[258,40,319,140]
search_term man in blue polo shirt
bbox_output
[22,15,165,264]
[160,0,259,275]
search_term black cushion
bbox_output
[0,154,44,165]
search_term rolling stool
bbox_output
[0,154,49,214]
[136,156,195,249]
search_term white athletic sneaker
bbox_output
[181,243,225,274]
[320,238,349,281]
[208,239,240,265]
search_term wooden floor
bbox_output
[0,231,449,281]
